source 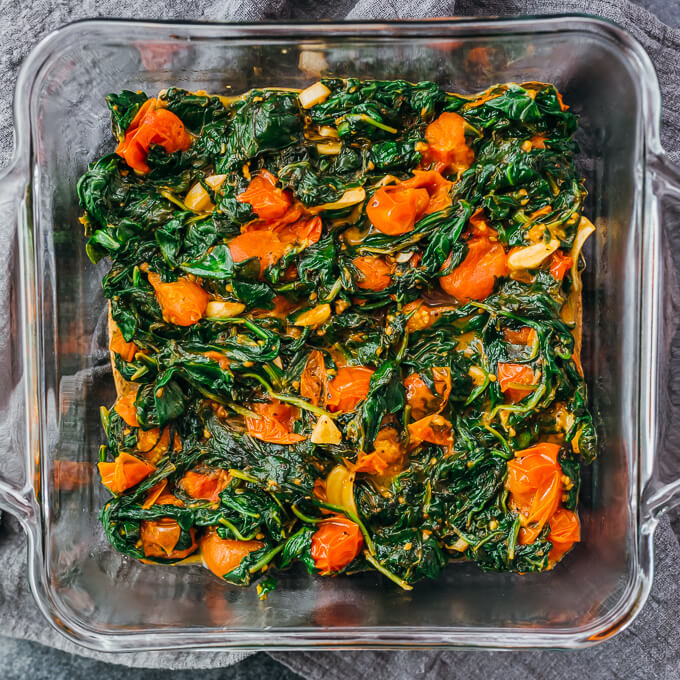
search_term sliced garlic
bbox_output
[299,81,331,109]
[184,174,227,212]
[205,300,246,319]
[451,537,469,552]
[507,239,560,271]
[308,187,366,214]
[316,141,342,155]
[468,365,487,386]
[294,303,331,327]
[318,125,339,138]
[396,250,414,263]
[325,464,357,516]
[311,415,342,445]
[569,216,596,291]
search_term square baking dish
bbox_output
[1,15,680,651]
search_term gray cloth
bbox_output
[1,0,680,676]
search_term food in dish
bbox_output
[78,78,597,592]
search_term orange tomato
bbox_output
[311,516,364,573]
[529,134,547,149]
[468,207,495,236]
[236,170,291,221]
[228,230,286,276]
[147,271,208,326]
[180,469,231,502]
[408,413,454,449]
[351,427,404,475]
[326,366,374,413]
[203,350,230,370]
[245,400,305,444]
[404,367,451,420]
[549,250,573,281]
[136,426,181,464]
[402,299,458,332]
[140,518,197,559]
[200,531,264,579]
[115,99,192,173]
[366,185,430,235]
[300,350,328,407]
[503,326,536,346]
[114,392,139,428]
[98,452,155,494]
[110,323,137,362]
[506,443,563,545]
[497,362,537,403]
[423,111,474,174]
[277,215,323,250]
[353,255,393,291]
[548,507,580,562]
[401,170,453,214]
[439,237,507,301]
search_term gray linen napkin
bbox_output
[1,0,680,675]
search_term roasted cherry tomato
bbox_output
[311,516,364,573]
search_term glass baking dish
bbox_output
[1,15,680,652]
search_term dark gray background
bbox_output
[0,1,678,678]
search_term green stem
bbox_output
[290,503,324,524]
[229,468,259,484]
[248,542,285,574]
[507,514,521,561]
[218,517,259,541]
[364,552,413,591]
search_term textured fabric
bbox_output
[0,0,679,675]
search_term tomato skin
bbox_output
[147,272,209,326]
[439,237,507,301]
[98,452,155,494]
[110,323,137,362]
[236,170,291,220]
[352,428,404,475]
[423,112,474,174]
[401,170,453,214]
[228,230,286,276]
[245,401,305,444]
[353,255,393,291]
[403,367,451,420]
[408,413,454,449]
[311,516,364,573]
[140,518,197,559]
[136,426,180,464]
[300,350,328,407]
[326,366,374,413]
[366,185,430,235]
[503,326,536,346]
[497,362,537,403]
[180,469,231,502]
[549,250,573,281]
[200,531,264,579]
[114,392,139,428]
[506,443,564,546]
[115,99,192,173]
[548,507,580,562]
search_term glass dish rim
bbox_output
[2,13,671,652]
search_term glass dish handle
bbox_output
[0,163,36,527]
[643,153,680,523]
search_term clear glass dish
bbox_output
[1,15,679,652]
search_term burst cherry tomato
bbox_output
[439,237,507,301]
[353,255,393,291]
[228,230,286,276]
[366,185,430,235]
[497,362,537,403]
[423,111,474,173]
[245,401,305,444]
[404,367,451,419]
[147,271,209,326]
[311,516,364,573]
[180,469,231,502]
[300,350,328,407]
[140,518,197,559]
[236,170,291,220]
[401,170,453,214]
[98,452,155,494]
[549,250,573,281]
[115,99,192,173]
[114,392,139,427]
[326,366,374,412]
[548,507,580,563]
[200,531,264,579]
